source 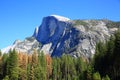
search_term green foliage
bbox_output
[60,55,77,80]
[29,66,34,80]
[7,49,18,80]
[114,30,120,55]
[38,51,47,80]
[76,57,87,80]
[0,50,99,80]
[0,54,8,79]
[106,21,120,28]
[93,41,107,75]
[0,50,2,56]
[102,75,110,80]
[84,64,94,80]
[92,72,101,80]
[112,30,120,79]
[52,58,58,80]
[90,20,98,26]
[73,20,88,26]
[76,57,86,73]
[3,75,9,80]
[93,30,120,80]
[27,64,31,80]
[1,30,120,80]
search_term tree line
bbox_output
[93,30,120,80]
[0,50,110,80]
[0,30,120,80]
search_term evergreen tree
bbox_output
[34,64,41,80]
[45,54,52,79]
[2,75,9,80]
[18,53,27,80]
[106,35,115,57]
[84,65,93,80]
[0,50,2,78]
[1,54,8,79]
[92,72,101,80]
[61,55,77,80]
[112,30,120,79]
[61,54,68,79]
[0,50,2,56]
[29,50,39,80]
[102,75,110,80]
[38,51,47,80]
[52,58,57,80]
[68,55,77,80]
[76,57,86,79]
[7,49,19,80]
[93,30,120,79]
[27,63,31,80]
[93,42,107,76]
[29,65,34,80]
[32,50,41,80]
[51,57,62,80]
[0,52,2,78]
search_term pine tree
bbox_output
[112,30,120,79]
[38,51,47,80]
[18,52,27,80]
[2,75,9,80]
[34,64,41,80]
[93,42,107,76]
[60,55,77,80]
[32,50,41,80]
[29,65,34,80]
[7,49,19,80]
[102,75,110,80]
[1,54,8,79]
[27,54,32,80]
[76,57,87,80]
[57,58,62,80]
[92,72,101,80]
[0,50,2,56]
[52,58,57,80]
[106,35,115,57]
[84,65,93,80]
[0,51,2,78]
[27,63,31,80]
[61,54,68,79]
[93,30,120,79]
[0,50,2,77]
[29,49,39,80]
[68,55,77,80]
[45,54,52,79]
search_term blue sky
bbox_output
[0,0,120,49]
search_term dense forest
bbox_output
[0,30,120,80]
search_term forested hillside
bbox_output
[93,30,120,80]
[0,30,120,80]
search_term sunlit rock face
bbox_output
[2,15,119,59]
[33,15,72,55]
[1,37,40,54]
[33,15,118,58]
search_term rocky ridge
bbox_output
[2,15,120,59]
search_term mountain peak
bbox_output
[2,15,119,59]
[50,15,70,21]
[33,26,39,38]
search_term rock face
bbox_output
[2,15,119,58]
[33,15,72,56]
[2,37,40,54]
[32,15,118,58]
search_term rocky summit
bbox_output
[2,15,119,59]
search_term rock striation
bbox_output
[2,15,119,59]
